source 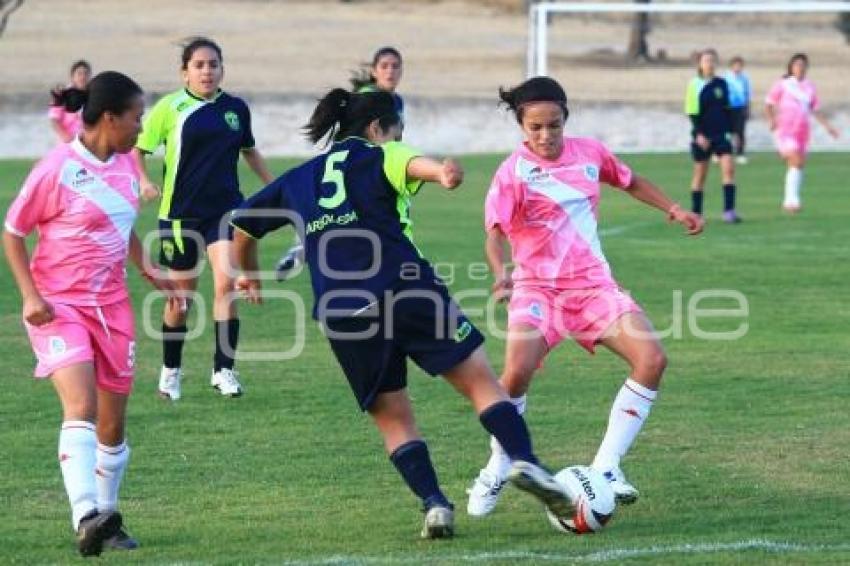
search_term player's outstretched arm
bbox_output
[232,229,263,305]
[407,156,463,190]
[814,111,840,139]
[624,174,704,236]
[132,148,161,202]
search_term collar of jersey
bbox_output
[184,87,223,103]
[70,136,116,167]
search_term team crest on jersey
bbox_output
[584,164,600,182]
[714,87,724,99]
[528,302,543,320]
[48,336,67,356]
[224,111,241,131]
[162,240,175,261]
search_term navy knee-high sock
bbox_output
[162,323,187,369]
[479,400,539,465]
[691,190,704,215]
[389,440,450,510]
[723,184,736,212]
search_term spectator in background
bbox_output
[724,56,752,165]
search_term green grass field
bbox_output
[1,152,848,564]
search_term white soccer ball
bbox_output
[545,465,616,534]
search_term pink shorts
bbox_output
[507,285,642,353]
[24,299,135,395]
[774,131,809,157]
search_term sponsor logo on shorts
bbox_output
[162,240,175,261]
[48,336,67,356]
[224,111,241,131]
[528,302,543,320]
[584,164,600,182]
[128,341,136,369]
[454,321,473,343]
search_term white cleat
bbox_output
[508,461,575,519]
[158,367,182,401]
[211,368,243,397]
[602,467,640,505]
[466,469,507,517]
[421,505,454,539]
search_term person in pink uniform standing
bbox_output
[765,53,840,213]
[466,77,704,517]
[49,60,92,143]
[4,71,175,557]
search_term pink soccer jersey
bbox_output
[47,105,83,141]
[485,137,633,289]
[766,77,820,138]
[5,138,140,306]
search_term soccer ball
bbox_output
[545,465,616,534]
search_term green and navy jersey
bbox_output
[684,76,732,139]
[231,137,433,320]
[136,88,255,220]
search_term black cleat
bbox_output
[76,510,122,557]
[104,527,139,550]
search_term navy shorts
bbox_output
[323,283,485,411]
[158,214,234,271]
[691,135,733,162]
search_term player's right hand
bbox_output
[492,276,513,303]
[141,181,161,202]
[695,134,710,150]
[23,295,55,327]
[236,275,263,305]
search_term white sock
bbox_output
[784,167,803,208]
[592,379,657,473]
[484,395,526,479]
[96,441,130,513]
[58,421,98,529]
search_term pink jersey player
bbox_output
[49,61,92,143]
[4,71,172,556]
[467,77,703,518]
[765,53,839,212]
[48,104,84,142]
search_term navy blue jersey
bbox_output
[685,76,732,139]
[357,84,405,118]
[137,89,255,220]
[231,137,436,319]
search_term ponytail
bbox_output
[50,87,88,112]
[304,88,400,146]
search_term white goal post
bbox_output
[528,1,850,77]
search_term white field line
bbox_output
[276,539,850,566]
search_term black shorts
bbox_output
[323,284,485,411]
[729,107,747,137]
[158,215,234,271]
[691,135,733,162]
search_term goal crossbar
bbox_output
[528,2,850,76]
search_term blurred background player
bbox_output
[275,46,405,280]
[4,72,175,556]
[48,60,92,143]
[685,48,741,223]
[466,77,703,518]
[232,88,574,539]
[724,55,752,165]
[133,37,274,400]
[765,53,840,213]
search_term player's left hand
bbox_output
[668,204,704,235]
[236,275,263,305]
[440,158,464,189]
[142,266,183,311]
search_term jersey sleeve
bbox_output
[240,101,256,149]
[765,80,783,106]
[229,175,291,239]
[136,96,170,153]
[484,162,519,233]
[597,141,633,190]
[381,141,424,196]
[4,161,61,237]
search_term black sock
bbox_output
[389,440,450,510]
[691,190,704,215]
[723,184,736,212]
[162,323,187,369]
[214,319,240,372]
[479,400,539,465]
